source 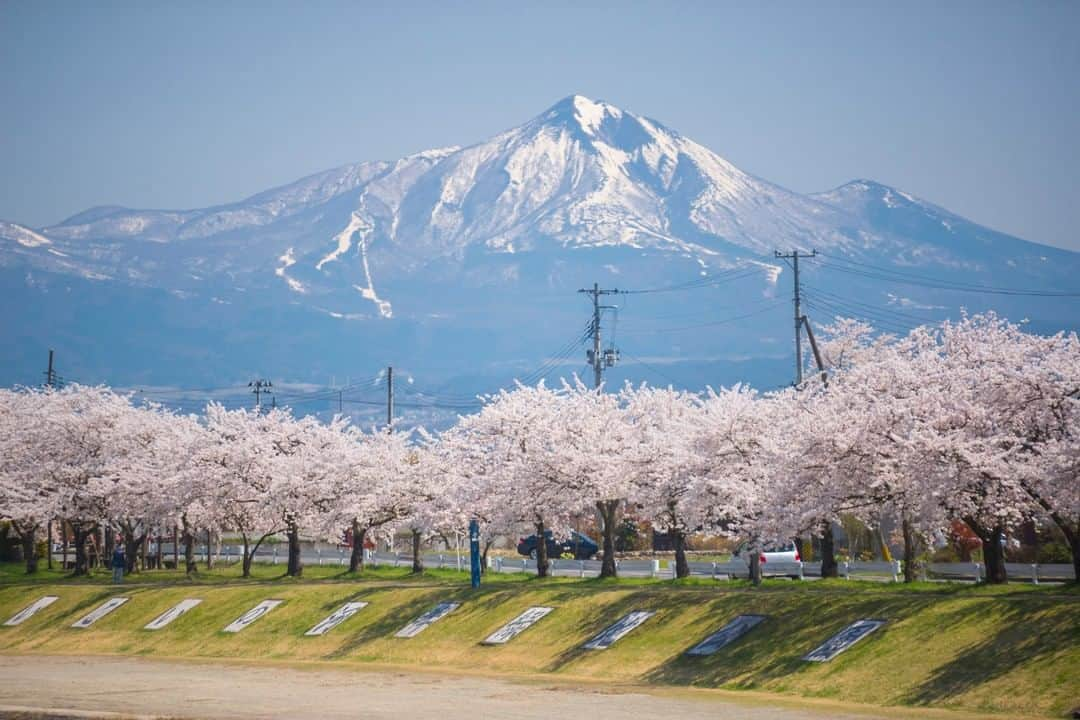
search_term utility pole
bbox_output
[577,283,622,389]
[386,365,394,429]
[248,379,273,411]
[44,349,57,388]
[775,250,817,385]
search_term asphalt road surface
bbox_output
[0,655,953,720]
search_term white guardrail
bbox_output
[50,545,1076,583]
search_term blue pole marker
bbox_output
[469,518,481,588]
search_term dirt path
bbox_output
[0,655,972,720]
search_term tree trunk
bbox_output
[172,526,179,570]
[286,523,303,577]
[20,526,39,575]
[596,499,620,579]
[104,527,115,567]
[534,519,549,578]
[902,513,920,583]
[122,526,146,575]
[411,529,423,574]
[349,521,365,573]
[72,523,94,577]
[47,519,53,571]
[205,528,214,570]
[983,526,1007,584]
[62,521,69,571]
[181,516,197,574]
[986,526,1007,584]
[673,528,690,579]
[1064,518,1080,586]
[154,531,163,570]
[820,521,838,578]
[965,517,1007,584]
[241,536,252,578]
[749,546,762,586]
[481,539,493,575]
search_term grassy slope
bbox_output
[0,565,1076,718]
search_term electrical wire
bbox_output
[619,300,788,335]
[619,267,763,295]
[620,350,683,387]
[810,252,1080,297]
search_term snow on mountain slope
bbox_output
[0,221,51,248]
[1,94,1076,335]
[2,95,1079,400]
[336,95,858,268]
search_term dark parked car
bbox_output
[516,530,598,560]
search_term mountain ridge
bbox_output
[1,95,1076,400]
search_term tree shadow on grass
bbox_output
[643,593,924,690]
[321,586,476,660]
[902,600,1078,708]
[539,586,691,673]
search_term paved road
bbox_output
[0,655,955,720]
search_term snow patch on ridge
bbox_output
[275,247,306,294]
[317,211,371,270]
[1,222,51,247]
[339,215,392,319]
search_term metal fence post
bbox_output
[651,559,659,578]
[841,561,849,579]
[892,560,901,583]
[318,548,323,566]
[273,546,278,565]
[1031,563,1039,585]
[580,560,586,578]
[973,562,981,583]
[797,561,804,581]
[711,561,717,580]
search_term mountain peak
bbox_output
[815,179,954,218]
[539,94,630,137]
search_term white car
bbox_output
[733,540,802,577]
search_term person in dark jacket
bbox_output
[111,543,125,584]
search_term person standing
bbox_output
[111,543,126,584]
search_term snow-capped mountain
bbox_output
[2,95,1077,403]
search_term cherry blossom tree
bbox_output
[441,383,579,578]
[0,388,54,573]
[620,384,704,578]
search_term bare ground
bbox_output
[0,656,999,720]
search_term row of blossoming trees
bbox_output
[1,314,1077,584]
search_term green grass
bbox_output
[0,563,1076,718]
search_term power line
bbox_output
[811,252,1080,297]
[621,351,682,387]
[803,296,916,336]
[803,285,936,325]
[619,300,787,335]
[618,267,763,295]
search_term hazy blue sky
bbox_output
[2,1,1077,250]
